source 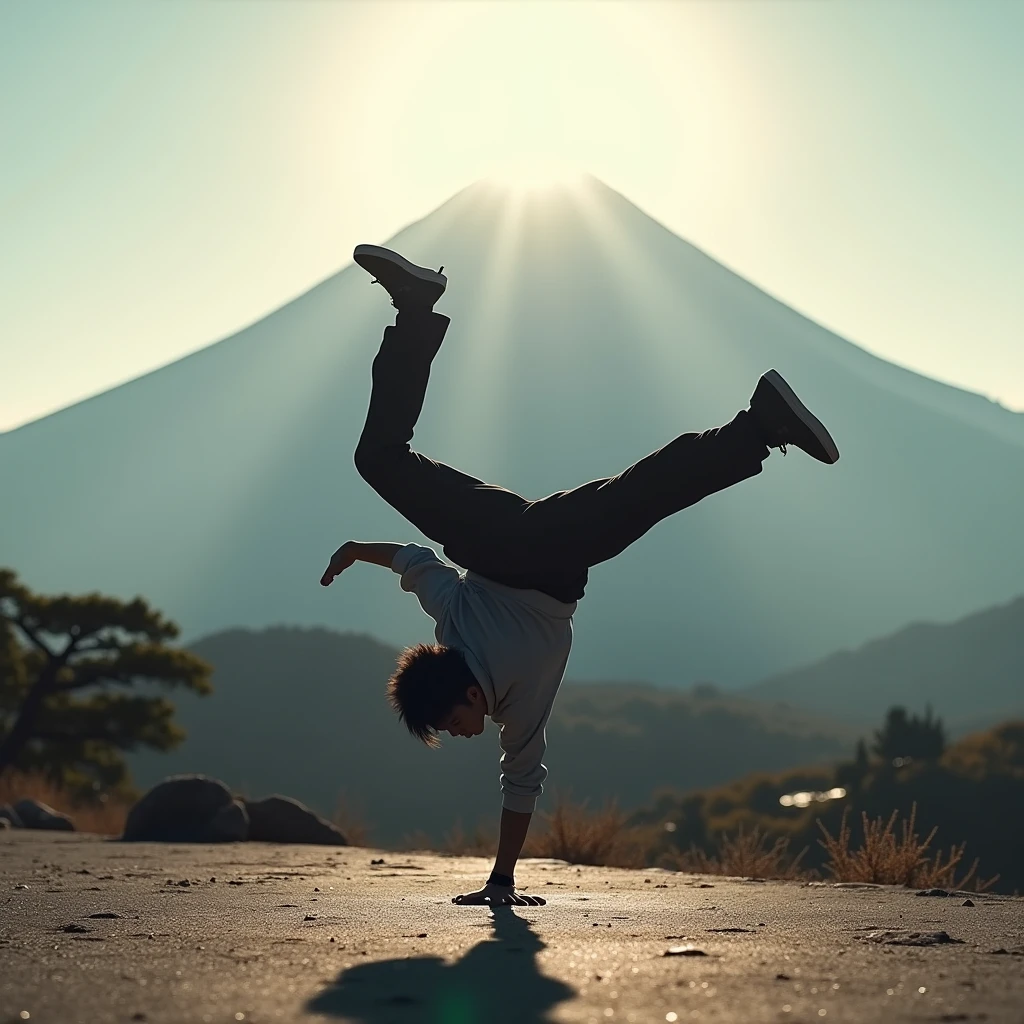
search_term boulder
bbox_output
[123,775,248,842]
[243,795,347,845]
[14,799,74,831]
[0,803,23,828]
[207,799,249,842]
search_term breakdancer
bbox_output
[321,245,840,906]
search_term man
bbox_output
[321,244,840,907]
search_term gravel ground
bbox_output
[1,831,1022,1024]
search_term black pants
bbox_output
[354,310,769,602]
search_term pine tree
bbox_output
[0,569,211,798]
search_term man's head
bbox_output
[385,643,487,747]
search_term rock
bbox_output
[916,888,951,897]
[242,795,346,845]
[962,899,975,907]
[0,803,24,827]
[14,798,74,831]
[664,945,708,956]
[122,775,247,843]
[207,800,249,842]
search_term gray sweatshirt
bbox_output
[391,543,576,813]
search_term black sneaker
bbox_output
[750,369,840,464]
[353,244,447,311]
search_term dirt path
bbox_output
[2,831,1021,1023]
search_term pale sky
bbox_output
[2,0,1022,432]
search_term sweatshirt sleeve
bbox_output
[391,543,460,626]
[496,700,553,814]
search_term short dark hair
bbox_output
[385,643,476,748]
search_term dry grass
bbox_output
[331,791,371,848]
[397,820,498,856]
[667,825,810,879]
[523,794,654,868]
[817,804,998,892]
[0,771,129,836]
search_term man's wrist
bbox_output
[487,871,514,888]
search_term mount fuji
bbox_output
[3,176,1023,687]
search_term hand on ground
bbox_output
[452,882,546,906]
[320,543,356,586]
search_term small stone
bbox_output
[916,888,951,897]
[14,884,29,890]
[304,914,318,921]
[176,879,190,888]
[62,924,92,933]
[860,929,961,946]
[776,973,791,980]
[417,933,427,938]
[962,899,975,907]
[330,937,336,943]
[132,1014,147,1021]
[664,945,708,957]
[209,877,216,883]
[370,858,385,865]
[313,887,320,892]
[87,912,121,919]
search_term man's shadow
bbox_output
[306,907,574,1023]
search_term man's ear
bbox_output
[467,685,483,705]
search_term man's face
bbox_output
[436,686,487,739]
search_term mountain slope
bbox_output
[745,594,1024,727]
[2,176,1023,686]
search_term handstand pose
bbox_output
[321,245,840,906]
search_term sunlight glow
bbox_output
[483,158,588,195]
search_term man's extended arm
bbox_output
[320,541,402,585]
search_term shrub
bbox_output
[667,824,809,879]
[817,803,997,891]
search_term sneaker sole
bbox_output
[763,369,840,464]
[353,244,447,289]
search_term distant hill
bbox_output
[630,720,1024,894]
[4,175,1024,689]
[128,626,853,844]
[745,594,1024,728]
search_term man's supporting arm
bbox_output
[493,807,533,879]
[452,808,545,906]
[321,540,403,585]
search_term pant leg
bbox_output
[503,410,769,595]
[353,310,528,561]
